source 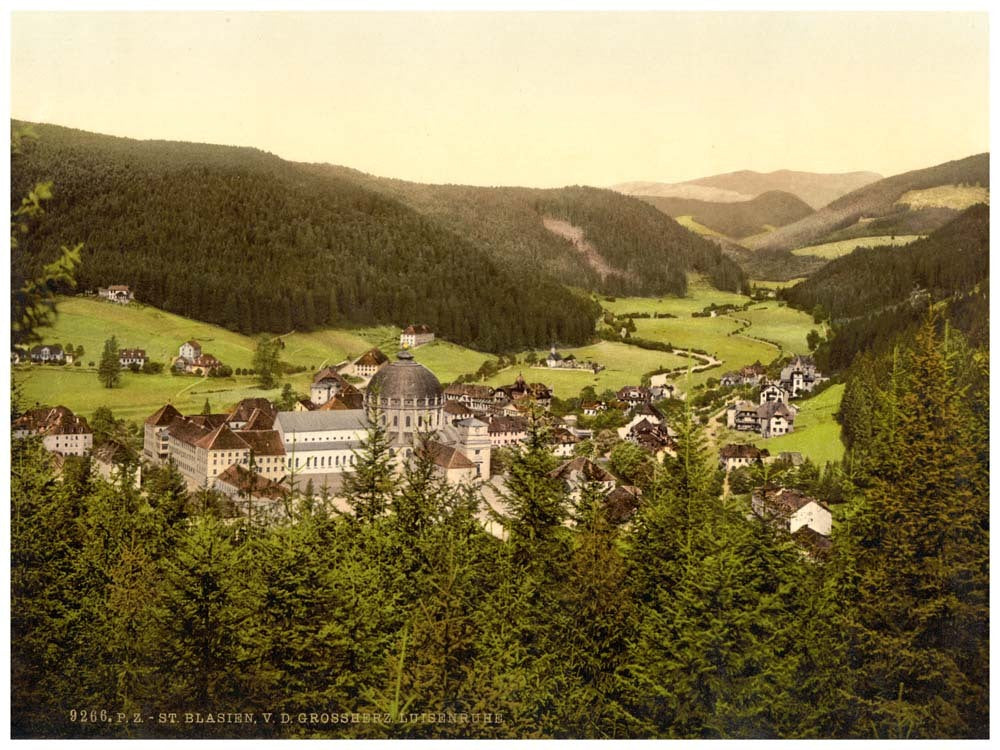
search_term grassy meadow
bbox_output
[735,302,816,354]
[752,384,846,465]
[791,235,922,259]
[896,184,989,211]
[750,278,807,290]
[675,214,727,238]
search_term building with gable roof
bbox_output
[14,405,93,456]
[400,324,435,349]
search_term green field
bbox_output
[751,278,807,290]
[13,297,488,423]
[791,235,923,259]
[735,302,816,354]
[896,184,989,211]
[675,214,727,238]
[481,340,691,399]
[602,274,751,317]
[752,384,845,465]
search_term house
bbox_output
[618,401,666,439]
[718,443,770,471]
[444,383,496,411]
[617,386,652,406]
[757,401,796,438]
[310,368,361,407]
[443,400,479,424]
[400,324,435,349]
[294,398,318,412]
[752,487,832,537]
[626,419,676,457]
[581,401,605,417]
[759,382,789,405]
[548,457,617,499]
[487,415,528,447]
[98,285,134,304]
[344,348,389,380]
[545,346,563,367]
[13,406,93,456]
[28,344,67,364]
[604,485,642,525]
[649,384,675,401]
[213,464,290,521]
[791,526,833,560]
[548,427,580,457]
[494,374,552,410]
[226,398,277,430]
[779,355,827,398]
[119,348,147,369]
[442,417,491,478]
[179,340,202,361]
[726,400,760,432]
[275,409,369,475]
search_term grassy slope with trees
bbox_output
[744,153,989,253]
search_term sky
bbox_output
[9,11,990,188]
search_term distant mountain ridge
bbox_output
[637,190,815,240]
[613,168,882,209]
[743,153,989,253]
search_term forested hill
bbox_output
[11,121,600,352]
[744,154,989,252]
[638,190,814,239]
[784,203,989,370]
[302,164,748,297]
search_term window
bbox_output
[405,416,411,428]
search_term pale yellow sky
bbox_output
[10,11,989,188]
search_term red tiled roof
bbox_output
[355,348,388,367]
[215,464,288,500]
[403,324,433,335]
[146,403,182,426]
[194,424,251,451]
[235,429,285,456]
[14,405,91,436]
[719,443,768,460]
[549,457,614,483]
[422,440,475,470]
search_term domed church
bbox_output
[364,350,490,481]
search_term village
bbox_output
[15,297,834,557]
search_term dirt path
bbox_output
[648,349,721,387]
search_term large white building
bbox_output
[275,409,369,475]
[14,405,93,456]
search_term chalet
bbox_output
[617,386,652,406]
[779,355,827,398]
[495,374,552,410]
[618,401,666,439]
[214,465,290,521]
[581,401,605,417]
[179,340,202,361]
[752,487,832,537]
[549,427,580,457]
[548,457,616,499]
[98,285,134,304]
[119,348,147,369]
[757,401,796,438]
[721,362,768,387]
[29,344,67,364]
[310,368,361,407]
[14,405,93,456]
[604,485,642,525]
[444,383,496,411]
[344,348,389,380]
[400,324,435,349]
[626,419,676,457]
[182,354,222,375]
[294,398,318,412]
[759,382,789,405]
[718,443,769,471]
[545,346,563,367]
[726,400,760,432]
[487,415,528,447]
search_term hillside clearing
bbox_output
[791,234,923,259]
[896,184,989,211]
[752,384,845,465]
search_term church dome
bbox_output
[366,350,443,403]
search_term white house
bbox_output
[119,348,148,369]
[179,340,202,361]
[13,405,93,456]
[752,487,832,537]
[400,324,435,349]
[99,285,134,304]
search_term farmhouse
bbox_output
[310,368,362,407]
[757,401,796,438]
[759,382,789,404]
[14,405,93,456]
[718,443,770,471]
[29,344,68,364]
[400,324,435,349]
[752,487,832,537]
[179,340,202,361]
[344,348,389,380]
[98,285,134,304]
[119,348,147,369]
[617,386,652,406]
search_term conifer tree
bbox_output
[342,408,397,524]
[98,335,121,388]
